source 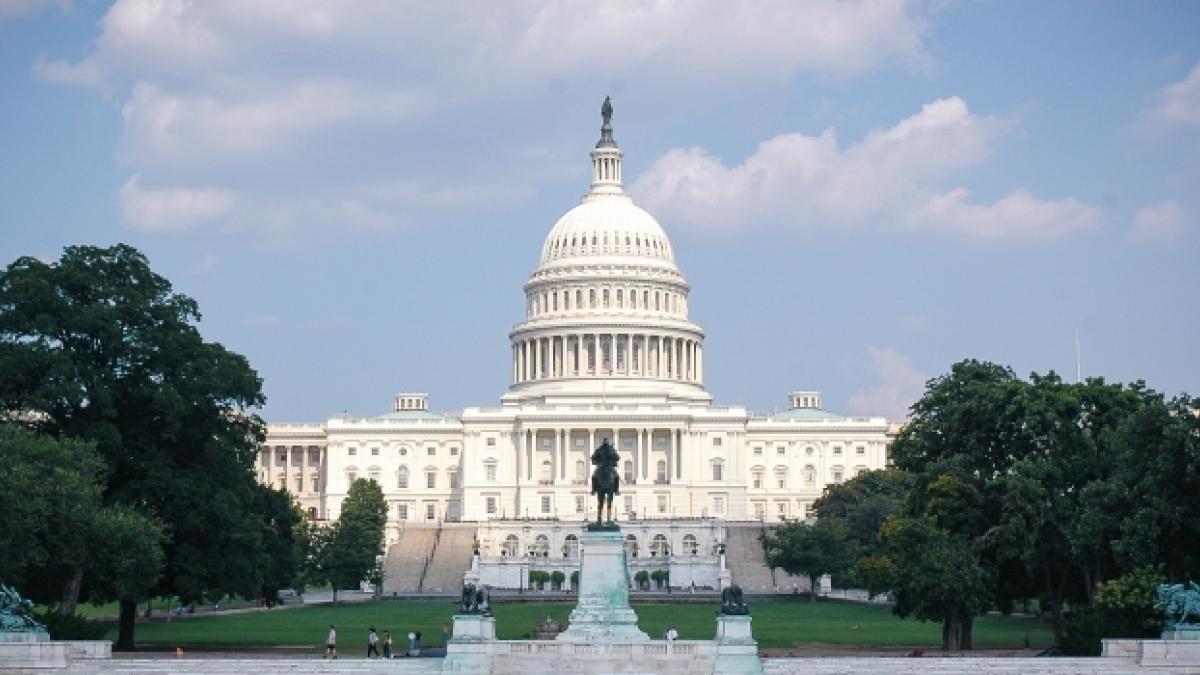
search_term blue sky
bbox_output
[1,0,1197,422]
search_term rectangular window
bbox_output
[754,502,766,519]
[541,495,551,514]
[398,504,408,520]
[451,447,459,456]
[348,447,357,456]
[752,474,762,489]
[425,503,436,520]
[622,437,634,448]
[856,446,866,456]
[654,436,667,448]
[753,446,763,455]
[575,496,585,513]
[833,446,843,455]
[712,436,723,447]
[371,447,379,456]
[427,446,437,456]
[713,496,725,515]
[309,451,320,464]
[487,437,496,447]
[657,495,667,513]
[712,463,723,481]
[776,446,786,456]
[541,437,552,448]
[427,472,436,489]
[624,495,634,515]
[486,497,497,515]
[485,464,497,482]
[574,438,585,448]
[777,477,786,489]
[449,472,459,489]
[777,501,788,516]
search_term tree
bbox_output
[633,570,650,590]
[862,515,990,650]
[550,570,566,590]
[324,478,386,602]
[761,518,854,602]
[0,425,165,618]
[812,468,911,585]
[0,245,292,650]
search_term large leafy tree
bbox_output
[322,478,387,602]
[0,425,165,619]
[761,518,855,602]
[0,244,295,649]
[812,468,911,584]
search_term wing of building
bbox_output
[258,104,900,595]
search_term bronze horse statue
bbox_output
[590,438,620,526]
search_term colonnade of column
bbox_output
[513,427,685,487]
[512,333,703,384]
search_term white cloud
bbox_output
[1143,63,1200,129]
[32,0,933,239]
[1130,200,1191,242]
[898,313,930,333]
[633,97,1098,242]
[847,347,927,420]
[910,188,1100,242]
[118,174,236,233]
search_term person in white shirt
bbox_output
[367,626,380,658]
[665,625,678,642]
[324,624,337,659]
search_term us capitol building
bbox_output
[258,102,895,594]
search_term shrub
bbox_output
[35,611,108,641]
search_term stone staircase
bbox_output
[419,524,477,595]
[723,524,777,593]
[381,526,438,595]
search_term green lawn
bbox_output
[110,598,1053,651]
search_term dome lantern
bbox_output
[590,96,624,196]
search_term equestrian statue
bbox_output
[590,437,621,528]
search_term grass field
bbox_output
[109,598,1054,651]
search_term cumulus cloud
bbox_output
[847,347,927,420]
[633,97,1098,242]
[1142,63,1200,129]
[32,0,933,239]
[118,174,236,233]
[1130,200,1191,242]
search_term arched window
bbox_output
[589,289,596,308]
[624,534,639,558]
[563,534,579,558]
[503,534,519,557]
[532,534,550,557]
[682,534,698,555]
[576,289,582,308]
[616,289,623,308]
[650,534,669,557]
[803,465,815,485]
[603,289,610,308]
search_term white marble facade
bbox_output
[256,113,895,543]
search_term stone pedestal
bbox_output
[714,614,763,674]
[444,614,497,673]
[556,527,648,642]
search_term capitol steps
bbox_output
[723,524,778,593]
[382,526,438,595]
[419,524,477,595]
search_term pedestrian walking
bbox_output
[382,630,393,658]
[367,625,380,658]
[442,623,450,645]
[324,624,337,659]
[407,631,416,657]
[413,630,422,656]
[665,625,678,642]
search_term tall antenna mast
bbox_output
[1075,327,1082,384]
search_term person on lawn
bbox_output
[324,624,337,659]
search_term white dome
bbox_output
[539,194,676,265]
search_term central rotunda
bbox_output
[257,100,894,595]
[506,107,708,405]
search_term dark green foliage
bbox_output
[813,469,911,585]
[0,244,299,649]
[34,610,107,640]
[1060,605,1105,655]
[762,518,855,602]
[320,479,386,598]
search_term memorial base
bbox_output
[714,614,763,674]
[556,528,648,643]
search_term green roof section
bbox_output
[768,407,846,422]
[368,410,449,421]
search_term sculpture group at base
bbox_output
[459,584,492,616]
[1158,581,1200,630]
[0,584,46,636]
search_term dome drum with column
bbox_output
[506,103,708,404]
